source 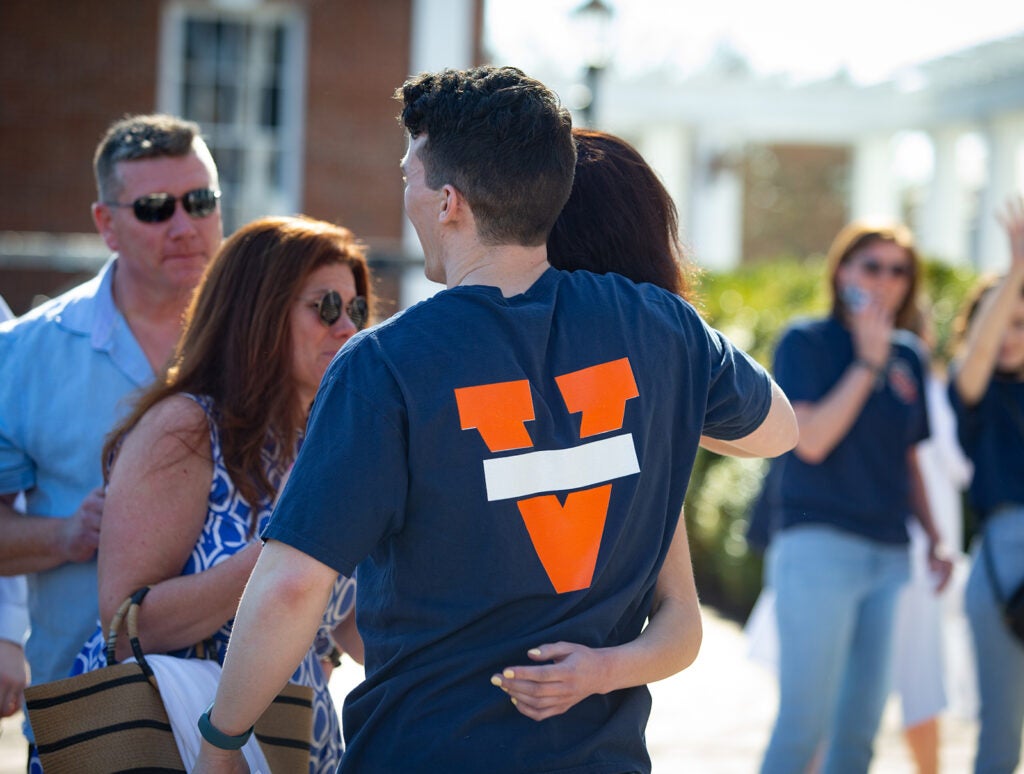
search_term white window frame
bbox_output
[158,2,307,233]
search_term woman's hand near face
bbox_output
[791,296,893,464]
[849,294,893,371]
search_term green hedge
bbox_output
[684,257,979,620]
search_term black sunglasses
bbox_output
[857,258,912,279]
[105,187,221,224]
[315,291,368,330]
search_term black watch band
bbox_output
[198,702,254,750]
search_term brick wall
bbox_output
[0,2,162,233]
[0,2,414,244]
[742,144,851,263]
[0,0,483,311]
[303,1,413,249]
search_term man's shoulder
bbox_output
[0,269,106,341]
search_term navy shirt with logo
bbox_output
[770,315,930,544]
[266,268,772,773]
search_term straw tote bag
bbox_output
[25,587,314,773]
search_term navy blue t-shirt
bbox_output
[266,268,773,773]
[949,376,1024,523]
[770,316,929,544]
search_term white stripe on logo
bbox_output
[482,433,640,502]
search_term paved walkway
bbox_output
[640,608,979,772]
[0,606,987,773]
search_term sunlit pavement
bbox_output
[640,607,978,773]
[0,605,983,773]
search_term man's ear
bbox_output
[438,184,464,225]
[92,203,119,252]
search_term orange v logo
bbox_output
[455,358,639,594]
[517,485,611,593]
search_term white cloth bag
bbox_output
[132,655,272,773]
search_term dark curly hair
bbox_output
[396,66,576,246]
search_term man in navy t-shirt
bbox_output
[195,66,797,774]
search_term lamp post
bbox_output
[570,0,614,128]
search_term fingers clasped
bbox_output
[490,642,601,721]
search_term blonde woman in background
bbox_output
[760,220,953,774]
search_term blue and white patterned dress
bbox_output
[68,394,356,773]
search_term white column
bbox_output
[401,0,477,267]
[976,113,1024,272]
[919,126,969,265]
[851,134,899,221]
[410,0,474,74]
[635,125,694,253]
[687,133,744,271]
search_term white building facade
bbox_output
[590,34,1024,271]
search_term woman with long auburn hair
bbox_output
[69,215,373,773]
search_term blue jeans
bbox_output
[761,525,909,774]
[967,506,1024,774]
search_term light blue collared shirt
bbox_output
[0,259,154,686]
[0,574,28,646]
[0,296,29,647]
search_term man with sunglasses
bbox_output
[0,114,222,755]
[197,66,797,774]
